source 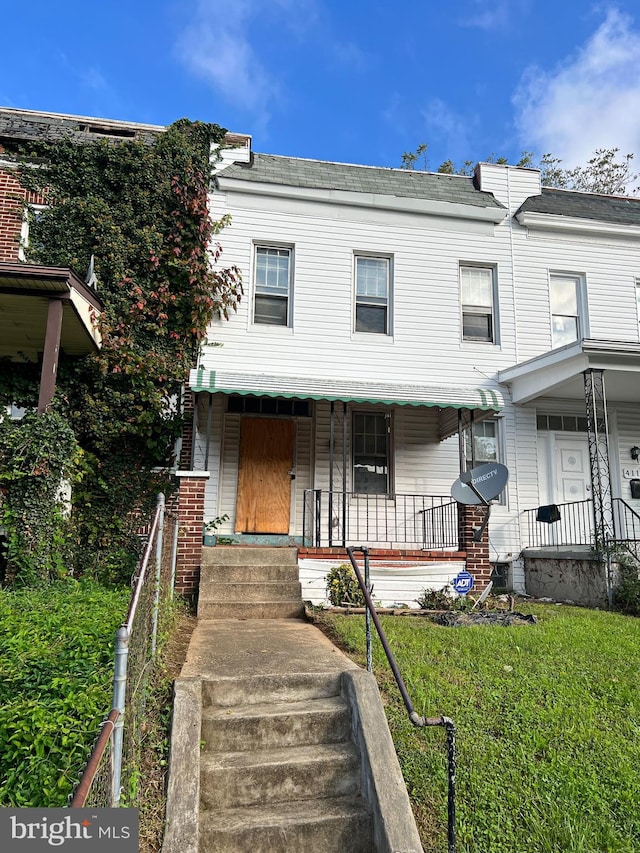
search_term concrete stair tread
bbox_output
[203,694,347,722]
[199,795,374,853]
[201,740,358,771]
[200,794,371,828]
[202,672,343,707]
[197,602,305,619]
[202,546,298,566]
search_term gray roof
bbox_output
[220,153,505,209]
[517,187,640,227]
[0,107,162,147]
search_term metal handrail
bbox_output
[347,545,456,853]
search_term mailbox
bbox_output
[630,479,640,499]
[536,504,561,523]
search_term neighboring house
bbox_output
[0,109,109,410]
[178,149,640,604]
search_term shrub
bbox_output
[416,584,472,611]
[613,562,640,616]
[326,563,365,607]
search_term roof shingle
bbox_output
[220,153,505,209]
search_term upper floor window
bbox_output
[18,203,46,262]
[550,273,584,348]
[355,255,390,334]
[352,411,390,494]
[254,245,292,326]
[460,265,497,343]
[636,279,640,340]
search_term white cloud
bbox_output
[421,98,475,164]
[514,8,640,167]
[175,0,320,127]
[461,0,530,31]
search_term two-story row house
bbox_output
[181,145,640,605]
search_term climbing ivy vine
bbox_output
[0,119,241,583]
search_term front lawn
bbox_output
[0,580,130,806]
[320,604,640,853]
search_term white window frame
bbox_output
[18,203,46,262]
[460,264,498,344]
[253,244,293,327]
[352,410,392,495]
[464,417,506,504]
[635,278,640,341]
[354,254,392,335]
[549,272,587,348]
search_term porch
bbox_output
[173,369,505,598]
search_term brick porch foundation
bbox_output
[174,471,209,600]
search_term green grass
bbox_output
[320,604,640,853]
[0,579,130,806]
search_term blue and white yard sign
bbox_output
[452,570,474,595]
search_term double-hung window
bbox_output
[460,265,496,343]
[355,255,390,334]
[254,245,292,326]
[352,411,390,494]
[550,274,583,348]
[464,419,498,469]
[464,418,505,503]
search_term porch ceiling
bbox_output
[498,339,640,406]
[189,367,503,421]
[0,263,103,359]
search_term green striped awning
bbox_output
[188,369,503,412]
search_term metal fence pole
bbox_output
[151,493,165,657]
[169,501,179,601]
[111,625,130,807]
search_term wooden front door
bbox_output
[236,417,294,534]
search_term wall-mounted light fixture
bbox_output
[631,446,640,461]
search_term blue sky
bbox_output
[3,1,640,172]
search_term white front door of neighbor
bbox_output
[554,435,592,503]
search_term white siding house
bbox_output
[186,151,640,602]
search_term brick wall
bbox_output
[174,471,208,600]
[0,166,43,262]
[459,504,492,591]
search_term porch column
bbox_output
[179,390,197,470]
[584,369,614,548]
[174,470,210,602]
[37,297,64,413]
[460,504,492,591]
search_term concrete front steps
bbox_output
[198,672,374,853]
[198,546,303,619]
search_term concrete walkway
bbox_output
[180,617,360,682]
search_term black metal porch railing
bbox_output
[522,499,594,549]
[612,498,640,562]
[303,490,460,549]
[347,546,456,853]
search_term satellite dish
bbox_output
[451,462,509,505]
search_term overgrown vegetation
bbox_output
[320,603,640,853]
[0,580,129,806]
[0,411,79,584]
[0,120,241,584]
